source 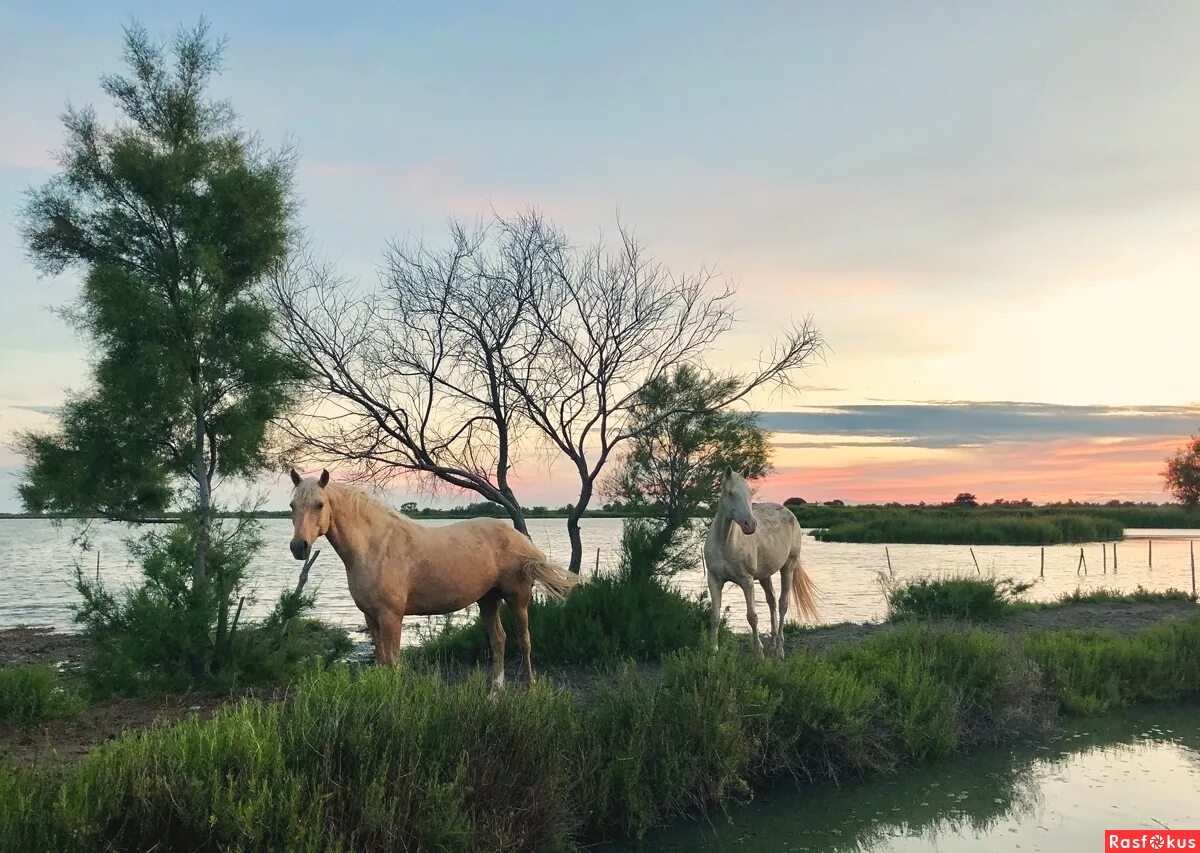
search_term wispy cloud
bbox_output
[759,401,1200,450]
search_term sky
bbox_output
[1,1,1198,511]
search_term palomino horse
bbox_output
[288,470,578,687]
[704,469,818,656]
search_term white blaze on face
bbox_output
[723,470,758,535]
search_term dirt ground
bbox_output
[3,599,1196,767]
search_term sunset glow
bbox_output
[3,3,1199,511]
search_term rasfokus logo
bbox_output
[1107,830,1200,850]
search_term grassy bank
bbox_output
[795,504,1128,544]
[4,614,1200,852]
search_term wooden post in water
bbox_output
[1040,547,1045,579]
[886,547,894,579]
[1149,539,1153,568]
[970,547,980,575]
[1102,543,1107,574]
[1113,542,1118,573]
[595,547,601,575]
[95,550,101,584]
[1077,547,1087,576]
[1191,540,1196,599]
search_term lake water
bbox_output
[611,706,1200,852]
[2,518,1198,643]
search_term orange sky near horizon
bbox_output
[761,436,1183,506]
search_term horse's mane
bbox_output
[328,482,412,525]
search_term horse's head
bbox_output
[721,468,757,535]
[289,468,331,560]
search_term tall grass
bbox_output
[11,616,1200,851]
[0,665,85,727]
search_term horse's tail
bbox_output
[523,557,580,602]
[789,555,819,623]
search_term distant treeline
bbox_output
[790,502,1197,545]
[0,505,640,522]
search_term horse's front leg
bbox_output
[737,577,764,656]
[364,612,381,661]
[759,576,780,657]
[376,608,404,667]
[707,573,724,651]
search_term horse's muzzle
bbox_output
[290,538,311,560]
[739,519,758,535]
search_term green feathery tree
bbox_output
[17,22,303,656]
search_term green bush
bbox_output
[884,575,1034,622]
[74,520,350,696]
[419,519,721,668]
[419,570,715,668]
[0,665,86,726]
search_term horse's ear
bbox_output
[289,468,301,486]
[724,466,734,480]
[741,468,750,480]
[318,469,330,488]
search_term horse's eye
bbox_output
[316,501,324,510]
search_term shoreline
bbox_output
[3,598,1196,768]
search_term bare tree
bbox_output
[268,220,544,533]
[271,212,823,572]
[502,216,824,573]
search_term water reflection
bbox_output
[613,708,1200,852]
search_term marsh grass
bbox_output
[0,665,86,727]
[884,576,1196,623]
[1053,586,1196,605]
[797,505,1127,544]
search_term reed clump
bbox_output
[0,664,85,727]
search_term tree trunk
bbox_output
[566,511,584,574]
[192,416,211,592]
[565,478,593,574]
[191,411,214,676]
[499,486,530,538]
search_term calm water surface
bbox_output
[612,707,1200,852]
[2,518,1197,642]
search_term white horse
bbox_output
[704,469,818,656]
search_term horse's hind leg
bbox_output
[505,585,535,686]
[479,591,506,692]
[737,577,764,656]
[759,577,780,657]
[777,558,796,658]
